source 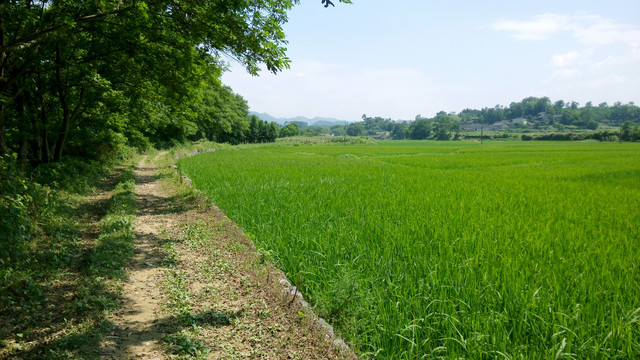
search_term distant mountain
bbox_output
[250,112,349,127]
[250,112,281,123]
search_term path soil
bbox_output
[103,153,355,359]
[106,154,169,359]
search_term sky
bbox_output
[221,0,640,122]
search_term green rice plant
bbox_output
[178,141,640,359]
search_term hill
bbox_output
[250,112,349,127]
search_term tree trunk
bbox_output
[53,47,69,162]
[41,96,51,163]
[16,94,29,171]
[53,80,70,162]
[0,8,7,158]
[18,131,28,171]
[29,90,43,164]
[0,104,8,158]
[35,72,52,163]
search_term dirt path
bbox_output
[106,154,171,359]
[103,153,355,359]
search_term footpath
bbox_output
[103,153,354,359]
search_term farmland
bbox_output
[177,141,640,359]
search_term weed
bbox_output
[163,328,210,359]
[162,269,192,318]
[162,241,181,267]
[181,221,213,250]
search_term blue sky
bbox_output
[221,0,640,121]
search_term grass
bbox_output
[163,327,210,359]
[0,162,137,359]
[178,140,640,359]
[158,214,241,359]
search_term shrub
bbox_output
[0,155,39,263]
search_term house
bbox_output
[461,121,510,132]
[512,117,528,126]
[535,112,552,123]
[489,120,510,130]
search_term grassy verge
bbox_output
[154,162,233,359]
[159,229,212,360]
[0,161,137,359]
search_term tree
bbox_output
[620,120,636,141]
[248,116,261,143]
[391,123,408,139]
[509,102,524,118]
[432,113,459,140]
[323,0,353,8]
[346,123,365,136]
[0,0,353,163]
[409,118,431,139]
[481,106,504,124]
[280,123,300,138]
[263,122,279,142]
[534,97,551,114]
[331,124,346,136]
[459,109,481,123]
[579,108,599,130]
[189,83,250,144]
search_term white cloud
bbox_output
[222,60,442,120]
[583,74,628,89]
[546,68,580,83]
[593,45,640,67]
[492,14,568,41]
[552,51,580,67]
[571,16,640,46]
[492,13,640,47]
[495,12,640,94]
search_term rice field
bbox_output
[177,141,640,359]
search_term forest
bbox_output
[0,0,302,172]
[289,98,640,141]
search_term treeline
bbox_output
[1,0,297,170]
[312,97,640,141]
[458,97,639,127]
[521,131,621,142]
[519,122,640,142]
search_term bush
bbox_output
[126,129,154,152]
[65,128,129,162]
[0,155,40,263]
[31,157,107,192]
[521,131,621,142]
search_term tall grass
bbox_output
[178,141,640,359]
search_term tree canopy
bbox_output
[0,0,351,166]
